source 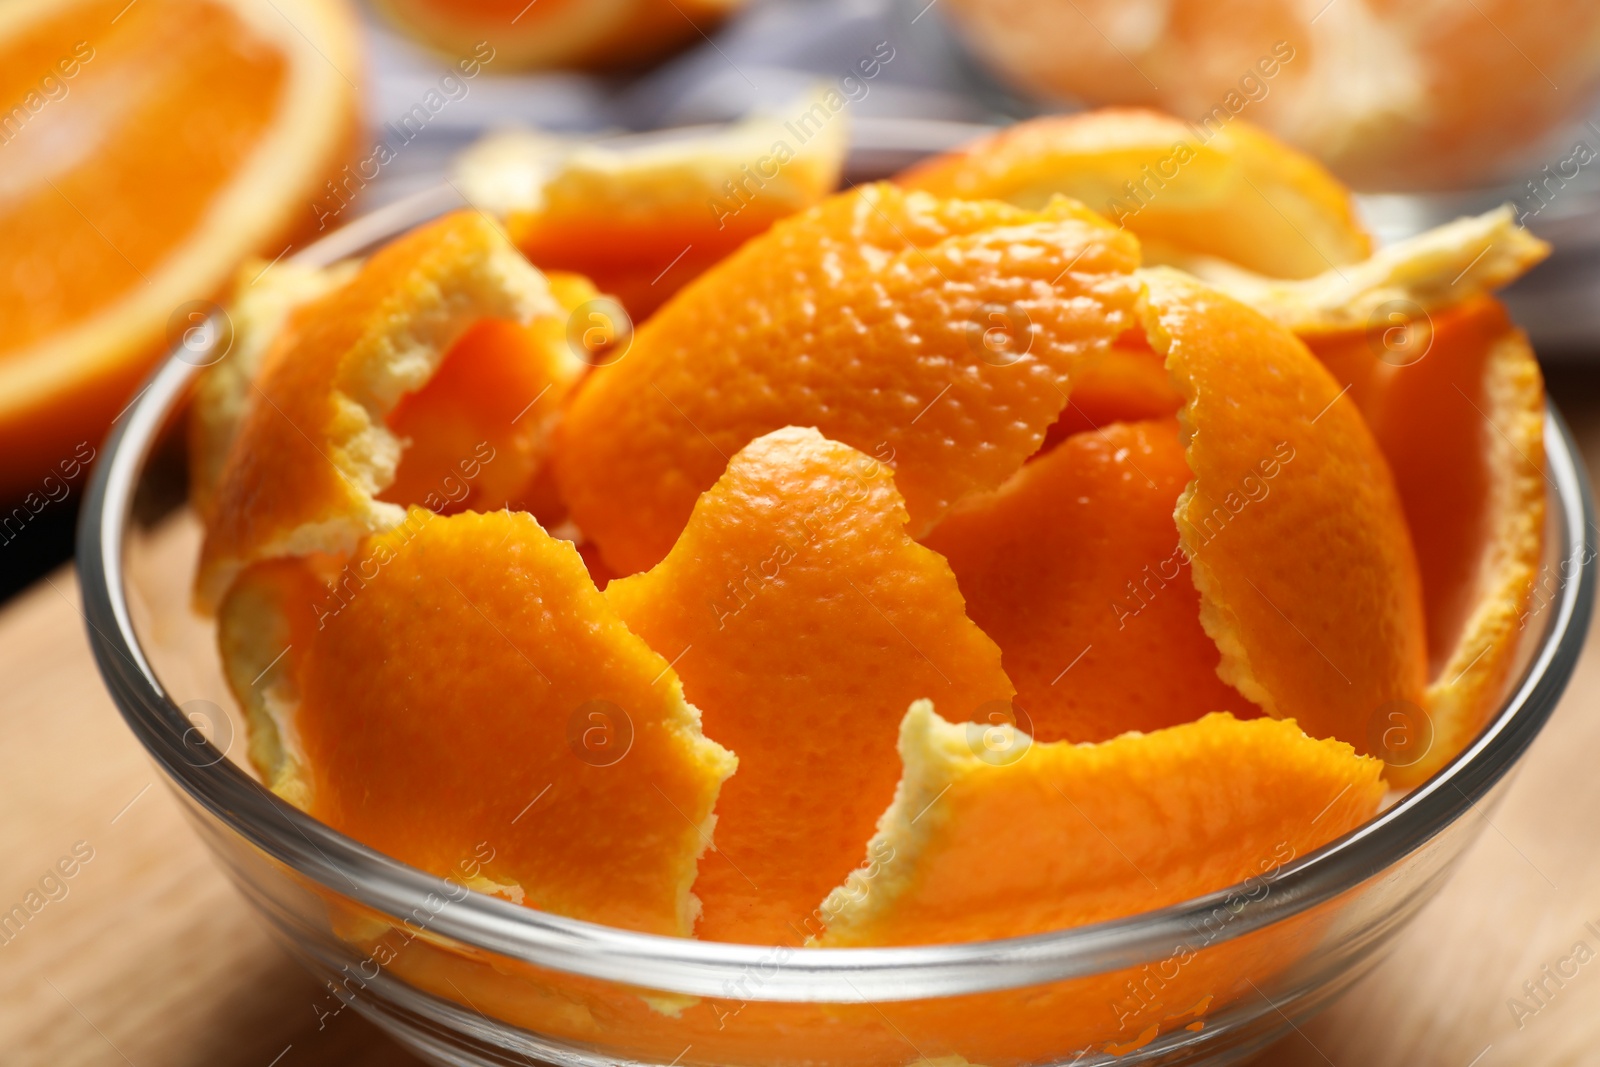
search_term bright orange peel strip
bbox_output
[605,427,1014,944]
[1143,268,1429,757]
[554,181,1143,576]
[252,508,738,937]
[197,211,562,609]
[819,702,1383,946]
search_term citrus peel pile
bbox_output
[194,109,1549,955]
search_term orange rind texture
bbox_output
[926,418,1252,743]
[554,181,1144,576]
[460,94,847,318]
[819,702,1384,946]
[605,427,1014,943]
[1307,297,1546,784]
[282,508,736,936]
[1142,269,1430,756]
[898,109,1371,280]
[196,211,561,610]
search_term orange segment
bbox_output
[820,703,1383,946]
[196,211,559,609]
[1142,269,1429,756]
[370,0,744,71]
[462,98,846,319]
[898,109,1370,279]
[0,0,358,500]
[266,508,737,936]
[554,182,1144,576]
[1307,297,1545,784]
[604,427,1014,944]
[381,273,596,515]
[926,418,1253,743]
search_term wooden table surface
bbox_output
[5,367,1600,1067]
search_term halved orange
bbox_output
[553,182,1144,576]
[898,109,1371,279]
[222,508,737,936]
[819,702,1383,946]
[926,418,1253,744]
[1143,268,1429,756]
[0,0,359,500]
[1306,296,1545,784]
[195,211,565,609]
[605,427,1014,943]
[370,0,745,71]
[459,98,847,319]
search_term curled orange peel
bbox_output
[818,701,1384,947]
[553,181,1144,576]
[196,211,567,610]
[1142,268,1430,757]
[605,426,1014,943]
[221,508,736,937]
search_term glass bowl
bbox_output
[78,173,1595,1067]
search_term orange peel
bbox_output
[1183,205,1549,337]
[818,702,1384,946]
[458,95,846,317]
[898,109,1371,280]
[1142,268,1429,756]
[1307,297,1545,784]
[926,417,1251,744]
[605,427,1014,943]
[224,508,736,936]
[190,259,360,520]
[553,181,1143,576]
[196,210,565,609]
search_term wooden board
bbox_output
[4,373,1599,1067]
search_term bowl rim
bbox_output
[76,177,1596,1004]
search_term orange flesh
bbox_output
[553,182,1142,576]
[926,418,1254,743]
[1308,296,1516,676]
[0,0,287,357]
[296,509,733,936]
[604,428,1014,944]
